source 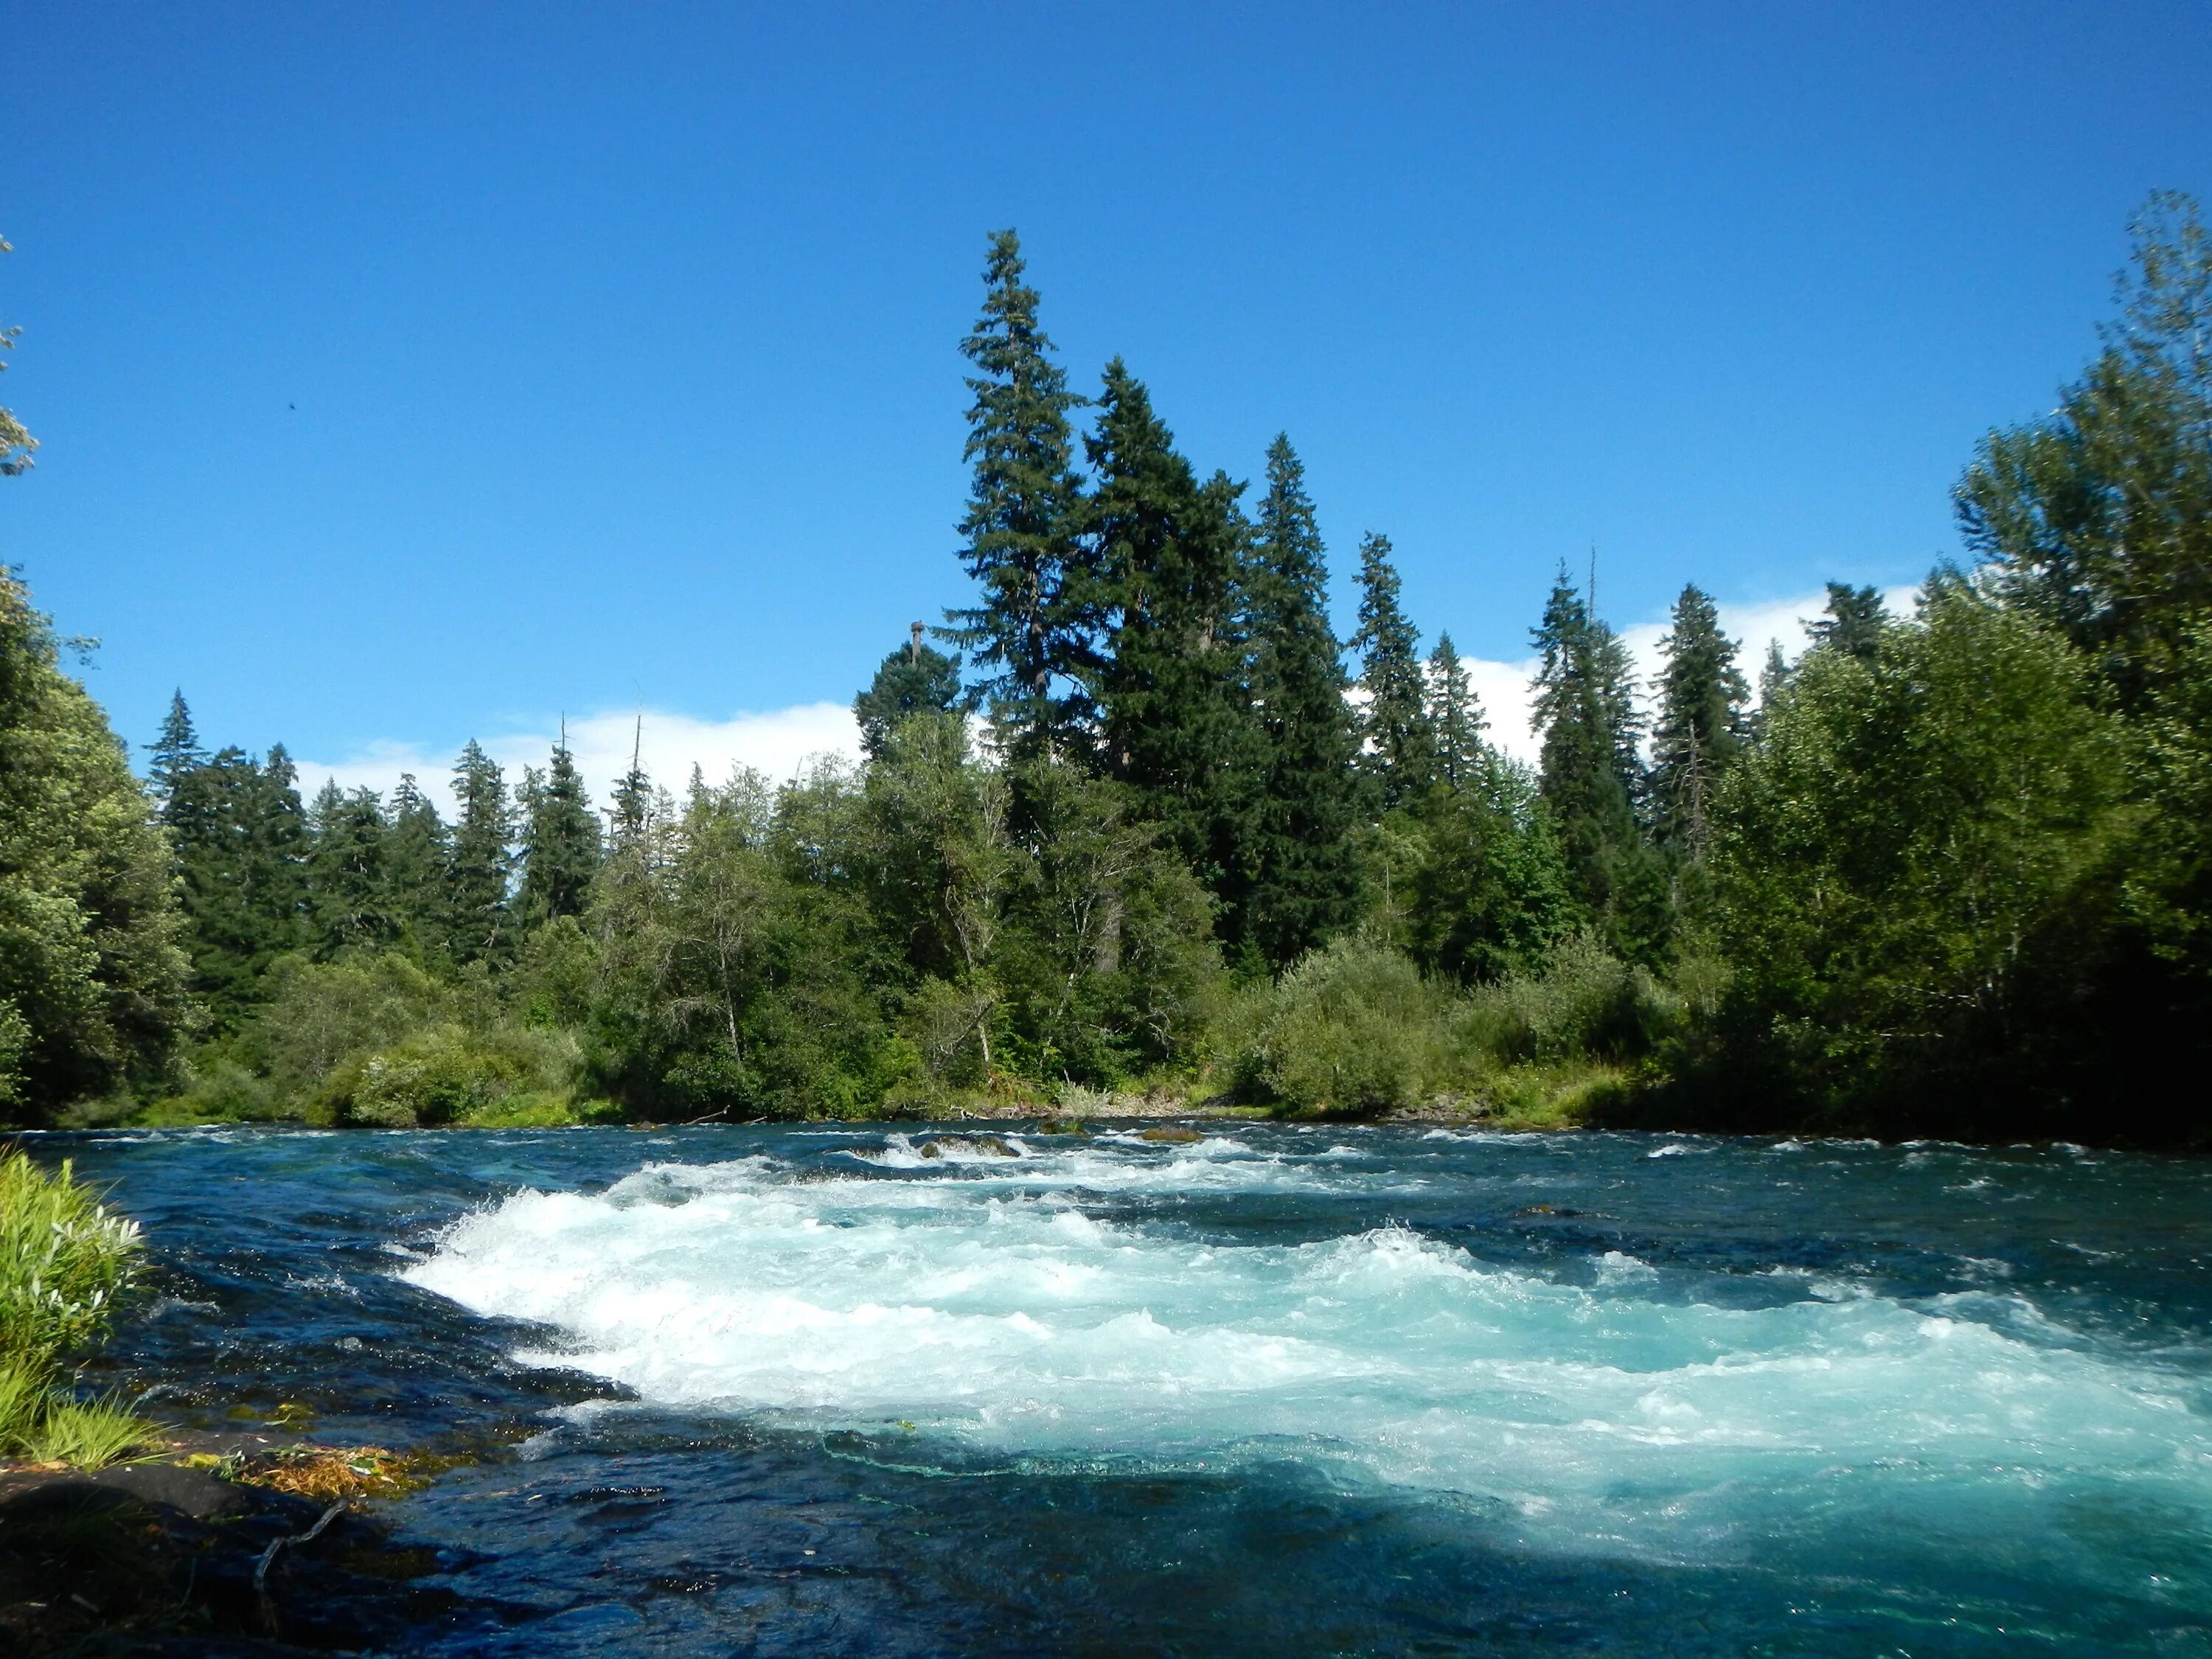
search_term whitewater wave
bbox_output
[403,1133,2212,1559]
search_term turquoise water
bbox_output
[40,1123,2212,1654]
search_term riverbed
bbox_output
[37,1123,2212,1655]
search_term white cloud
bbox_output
[1456,584,1919,762]
[295,703,861,816]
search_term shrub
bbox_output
[1461,934,1682,1064]
[320,1023,582,1128]
[1228,940,1450,1114]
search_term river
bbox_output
[37,1122,2212,1655]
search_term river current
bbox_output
[33,1122,2212,1654]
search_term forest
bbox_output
[3,198,2209,1147]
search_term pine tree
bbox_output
[1082,361,1261,917]
[942,229,1089,760]
[608,719,652,851]
[518,734,601,926]
[446,740,515,964]
[147,690,205,809]
[1808,582,1888,661]
[1353,533,1434,807]
[1531,568,1661,956]
[1650,584,1749,854]
[854,626,962,759]
[1426,632,1486,790]
[1241,434,1362,965]
[307,781,394,956]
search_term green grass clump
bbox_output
[0,1150,160,1464]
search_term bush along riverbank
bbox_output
[7,201,2212,1147]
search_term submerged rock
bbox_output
[1138,1126,1205,1143]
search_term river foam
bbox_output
[405,1132,2212,1569]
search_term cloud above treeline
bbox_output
[295,587,1916,812]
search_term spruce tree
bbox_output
[518,735,601,926]
[1650,584,1749,854]
[1082,361,1261,917]
[1353,533,1434,807]
[163,739,309,1026]
[1426,632,1486,790]
[1808,582,1888,661]
[446,740,515,964]
[608,719,652,852]
[854,627,962,759]
[1241,434,1362,965]
[943,229,1089,760]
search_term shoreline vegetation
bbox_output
[3,198,2211,1152]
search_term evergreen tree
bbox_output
[1241,434,1363,965]
[383,773,451,951]
[608,720,652,852]
[147,690,205,808]
[446,740,515,964]
[1808,582,1888,661]
[854,626,962,759]
[1650,584,1749,853]
[942,229,1090,760]
[1081,361,1261,922]
[1426,632,1486,790]
[518,735,601,926]
[1354,533,1435,807]
[306,781,394,956]
[1531,568,1662,956]
[167,742,309,1025]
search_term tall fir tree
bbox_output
[1426,632,1487,790]
[1649,585,1749,854]
[383,773,451,952]
[1353,533,1434,807]
[446,740,515,964]
[1241,434,1362,965]
[1808,582,1888,661]
[1082,361,1262,921]
[854,627,963,759]
[1531,568,1664,958]
[307,781,394,956]
[147,690,204,808]
[518,735,602,927]
[162,732,309,1026]
[942,229,1090,760]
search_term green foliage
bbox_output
[322,1022,582,1127]
[1425,633,1485,792]
[447,740,515,964]
[0,1151,156,1465]
[1225,939,1448,1114]
[1702,581,2129,1131]
[516,738,602,927]
[0,570,194,1121]
[1406,766,1576,984]
[1649,585,1748,855]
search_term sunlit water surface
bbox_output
[37,1123,2212,1655]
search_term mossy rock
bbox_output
[1138,1125,1204,1143]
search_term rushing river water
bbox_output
[30,1123,2212,1655]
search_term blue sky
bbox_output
[4,3,2209,797]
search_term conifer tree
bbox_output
[307,781,394,955]
[446,740,515,964]
[1241,434,1362,964]
[1353,533,1434,807]
[1082,361,1261,917]
[943,230,1089,760]
[1808,582,1888,661]
[147,691,205,809]
[383,773,451,950]
[1426,632,1486,790]
[1531,568,1663,956]
[168,742,310,1022]
[608,720,652,852]
[854,627,962,759]
[518,735,601,926]
[1650,584,1749,853]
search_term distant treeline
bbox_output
[3,198,2209,1144]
